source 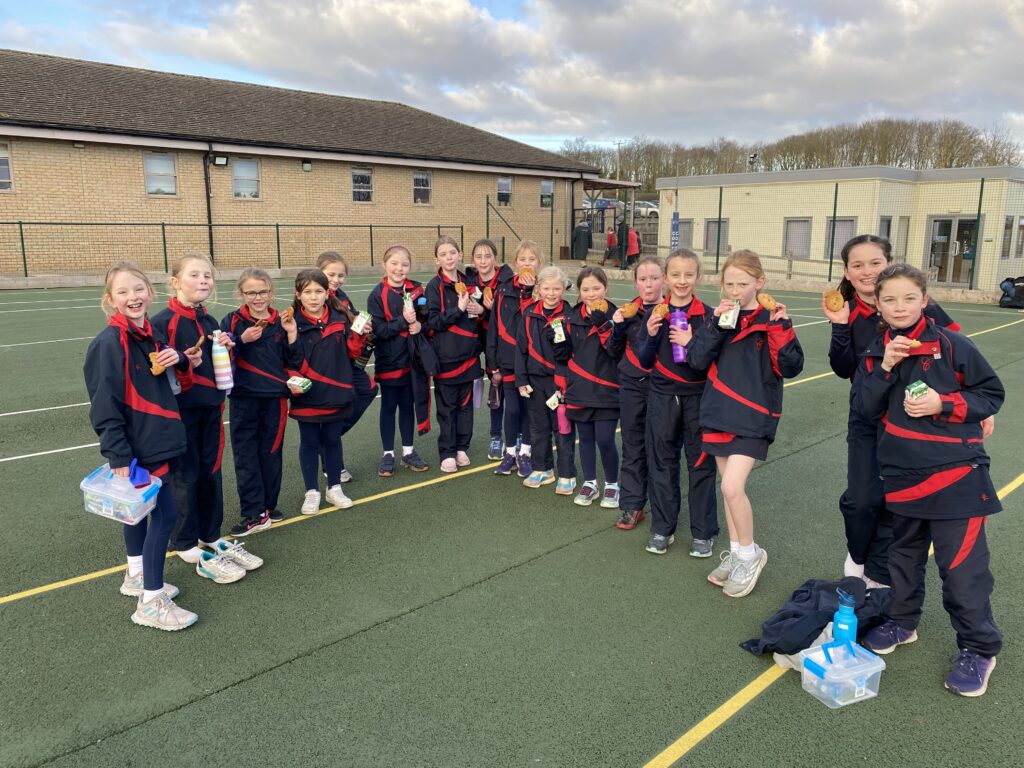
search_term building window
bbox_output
[783,218,812,259]
[0,141,12,192]
[704,219,729,255]
[540,179,554,208]
[676,219,694,248]
[825,217,857,258]
[879,216,892,240]
[352,167,373,203]
[497,176,512,206]
[894,216,910,260]
[1001,216,1013,260]
[1017,217,1024,259]
[413,171,431,205]
[143,152,177,196]
[233,158,261,199]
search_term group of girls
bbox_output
[84,231,1005,697]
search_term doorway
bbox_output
[925,216,980,286]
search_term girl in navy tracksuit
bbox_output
[855,264,1003,697]
[823,234,961,587]
[220,268,299,537]
[552,265,625,508]
[636,249,718,557]
[466,238,509,461]
[614,255,665,531]
[316,251,379,482]
[515,266,576,490]
[84,261,198,630]
[289,269,366,515]
[685,250,804,598]
[152,254,254,585]
[486,240,540,477]
[366,244,431,476]
[426,236,484,473]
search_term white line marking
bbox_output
[0,297,107,306]
[0,336,93,348]
[0,443,99,462]
[0,402,89,418]
[793,319,829,329]
[0,305,96,314]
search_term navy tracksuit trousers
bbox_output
[840,408,893,583]
[646,391,718,539]
[170,405,225,550]
[436,380,474,460]
[124,461,178,591]
[525,375,576,477]
[229,395,287,520]
[335,368,378,470]
[887,513,1002,656]
[618,374,649,512]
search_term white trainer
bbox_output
[212,539,263,571]
[131,593,197,631]
[301,489,322,515]
[195,549,246,584]
[325,484,353,509]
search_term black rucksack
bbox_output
[998,276,1024,309]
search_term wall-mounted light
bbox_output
[72,142,85,148]
[212,155,229,167]
[301,160,313,172]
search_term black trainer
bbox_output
[267,508,285,523]
[229,512,272,537]
[378,453,396,477]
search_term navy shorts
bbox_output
[701,431,768,461]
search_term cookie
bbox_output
[148,351,166,376]
[653,303,670,319]
[620,301,640,319]
[756,292,777,311]
[588,299,608,314]
[518,267,536,280]
[253,318,268,329]
[281,307,294,322]
[185,335,206,356]
[454,282,468,296]
[824,290,845,313]
[483,286,493,301]
[908,339,922,349]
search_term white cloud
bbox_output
[3,0,1024,148]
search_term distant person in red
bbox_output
[602,228,617,266]
[625,227,641,269]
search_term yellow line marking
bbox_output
[966,317,1024,337]
[0,460,501,606]
[997,471,1024,501]
[784,371,833,388]
[642,666,788,768]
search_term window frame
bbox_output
[142,151,178,197]
[232,157,262,200]
[1001,215,1013,260]
[352,167,373,204]
[0,141,14,193]
[781,217,813,260]
[540,179,554,208]
[674,217,694,249]
[497,176,513,207]
[1017,217,1024,259]
[824,216,858,258]
[879,216,892,241]
[704,218,729,256]
[413,170,432,206]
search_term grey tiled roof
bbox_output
[0,49,595,174]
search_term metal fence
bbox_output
[0,221,466,277]
[657,177,1024,291]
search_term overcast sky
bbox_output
[3,0,1023,151]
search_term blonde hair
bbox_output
[515,239,543,264]
[101,260,154,317]
[316,250,348,272]
[434,235,461,257]
[663,248,700,276]
[536,265,567,287]
[720,249,764,284]
[170,253,217,302]
[382,244,413,267]
[237,267,274,299]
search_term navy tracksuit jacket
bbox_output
[288,305,363,423]
[616,298,657,513]
[484,266,533,446]
[637,297,718,538]
[552,301,625,415]
[853,315,1004,656]
[151,298,227,550]
[829,294,959,582]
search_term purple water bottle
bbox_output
[670,309,688,363]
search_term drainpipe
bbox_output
[203,144,216,262]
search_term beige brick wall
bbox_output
[0,136,574,276]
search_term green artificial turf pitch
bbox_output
[1,276,1023,768]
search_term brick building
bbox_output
[0,49,599,276]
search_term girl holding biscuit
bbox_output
[220,268,299,536]
[684,250,804,597]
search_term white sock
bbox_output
[179,546,203,562]
[738,542,758,559]
[730,541,740,554]
[402,446,414,456]
[200,539,223,550]
[142,588,164,603]
[584,479,598,487]
[126,556,143,577]
[383,450,395,457]
[506,446,517,456]
[520,444,532,456]
[605,482,619,490]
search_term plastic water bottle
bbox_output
[211,332,233,392]
[833,588,858,643]
[557,403,572,435]
[670,309,688,363]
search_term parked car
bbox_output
[632,201,660,220]
[593,197,625,212]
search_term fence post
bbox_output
[970,178,984,290]
[274,223,282,269]
[486,195,491,238]
[369,225,375,266]
[714,186,723,273]
[18,221,28,277]
[160,223,168,272]
[827,182,839,282]
[501,236,505,263]
[459,225,464,254]
[436,224,441,240]
[549,204,554,264]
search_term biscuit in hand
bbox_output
[757,292,777,311]
[620,301,640,319]
[653,303,670,319]
[824,290,845,313]
[588,299,608,314]
[148,351,166,376]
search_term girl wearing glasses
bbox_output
[220,268,300,536]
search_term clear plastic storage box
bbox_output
[80,464,162,525]
[799,640,886,709]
